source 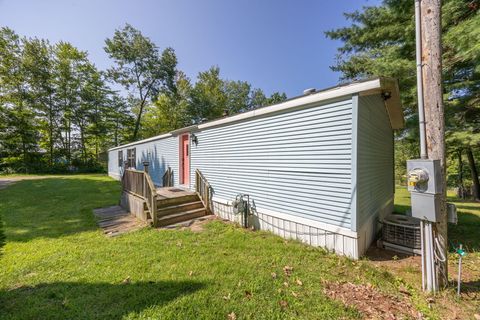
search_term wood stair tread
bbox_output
[157,201,203,212]
[157,207,206,221]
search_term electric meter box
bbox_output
[406,159,442,195]
[410,192,441,222]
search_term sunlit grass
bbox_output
[1,176,477,319]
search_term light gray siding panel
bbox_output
[356,95,394,231]
[108,136,179,186]
[108,149,120,178]
[190,98,354,228]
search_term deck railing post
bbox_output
[143,161,149,174]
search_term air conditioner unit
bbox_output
[378,214,421,255]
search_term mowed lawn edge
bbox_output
[2,175,472,319]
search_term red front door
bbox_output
[181,134,190,185]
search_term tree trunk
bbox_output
[79,125,87,164]
[421,0,447,287]
[114,118,119,147]
[457,149,465,199]
[22,139,27,174]
[466,147,480,201]
[132,101,145,141]
[49,107,54,167]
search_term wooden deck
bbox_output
[121,169,210,227]
[156,187,196,200]
[94,206,147,237]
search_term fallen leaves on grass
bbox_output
[121,276,130,284]
[295,279,303,286]
[223,293,231,300]
[227,312,236,320]
[271,272,277,279]
[245,290,252,299]
[283,265,293,277]
[323,281,420,320]
[279,300,288,309]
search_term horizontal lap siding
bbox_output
[108,150,120,178]
[136,137,179,186]
[108,136,179,186]
[190,99,354,228]
[356,95,394,230]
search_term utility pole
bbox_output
[420,0,448,287]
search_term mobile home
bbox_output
[108,77,403,258]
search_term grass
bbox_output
[0,175,478,319]
[393,186,480,318]
[394,186,480,252]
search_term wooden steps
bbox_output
[154,191,208,227]
[157,208,207,226]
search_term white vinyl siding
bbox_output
[190,98,354,228]
[108,136,179,186]
[356,95,394,231]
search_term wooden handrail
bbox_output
[195,169,212,214]
[122,168,158,227]
[144,172,158,227]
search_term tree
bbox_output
[0,27,39,172]
[224,80,251,114]
[22,37,57,166]
[143,71,192,136]
[104,24,177,141]
[53,42,88,164]
[266,91,287,105]
[325,0,480,194]
[189,66,227,122]
[105,94,134,147]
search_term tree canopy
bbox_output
[0,25,287,173]
[326,0,480,198]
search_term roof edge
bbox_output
[108,77,403,152]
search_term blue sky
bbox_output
[0,0,381,97]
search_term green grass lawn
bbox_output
[394,186,480,253]
[0,175,477,319]
[394,186,480,318]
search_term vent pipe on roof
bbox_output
[303,88,316,95]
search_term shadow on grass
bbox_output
[393,204,410,215]
[0,176,121,243]
[449,211,480,252]
[459,279,480,295]
[0,280,205,319]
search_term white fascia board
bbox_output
[108,133,172,152]
[198,79,383,130]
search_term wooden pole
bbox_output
[420,0,448,287]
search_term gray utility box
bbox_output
[407,159,443,194]
[410,192,441,222]
[407,159,443,223]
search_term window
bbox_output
[127,148,136,168]
[118,150,123,167]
